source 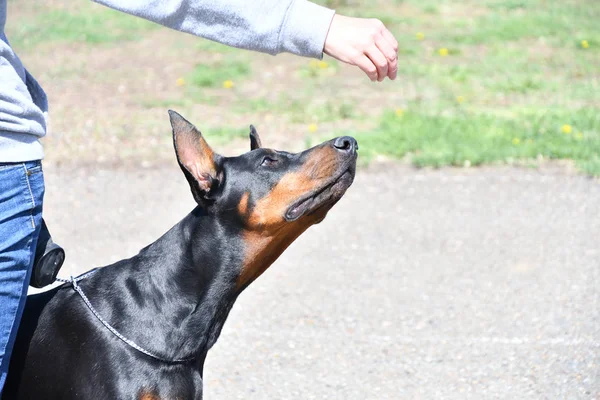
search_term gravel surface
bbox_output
[37,162,599,399]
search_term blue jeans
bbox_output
[0,161,44,393]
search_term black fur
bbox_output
[3,111,357,400]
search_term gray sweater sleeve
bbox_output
[93,0,335,59]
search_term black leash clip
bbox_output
[30,219,65,288]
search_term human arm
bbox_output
[93,0,335,59]
[93,0,398,81]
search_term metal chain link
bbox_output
[57,270,194,364]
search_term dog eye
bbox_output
[261,156,278,167]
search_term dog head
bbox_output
[169,110,357,290]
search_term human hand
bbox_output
[323,15,398,82]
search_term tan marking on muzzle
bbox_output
[236,144,339,289]
[238,192,250,217]
[246,145,338,230]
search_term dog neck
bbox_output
[116,206,252,366]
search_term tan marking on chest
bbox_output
[139,390,160,400]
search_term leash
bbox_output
[56,270,194,364]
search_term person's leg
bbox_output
[0,161,44,392]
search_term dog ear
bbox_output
[169,110,220,204]
[249,125,262,151]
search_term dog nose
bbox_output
[333,136,358,153]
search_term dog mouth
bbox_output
[285,165,355,222]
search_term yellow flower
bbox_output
[512,138,520,145]
[175,78,185,87]
[309,60,319,69]
[308,123,318,133]
[581,40,589,49]
[561,124,572,134]
[438,48,449,57]
[456,95,465,104]
[222,80,234,89]
[575,132,584,140]
[395,108,404,117]
[318,61,329,69]
[416,32,425,40]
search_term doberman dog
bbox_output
[3,111,357,400]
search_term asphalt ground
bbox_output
[37,162,599,399]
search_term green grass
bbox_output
[288,99,358,123]
[233,93,359,123]
[7,0,600,172]
[445,4,598,47]
[140,56,253,109]
[298,59,340,78]
[202,126,252,144]
[196,40,237,54]
[188,58,251,88]
[232,97,277,113]
[354,108,600,175]
[330,0,600,175]
[9,3,157,50]
[144,56,252,108]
